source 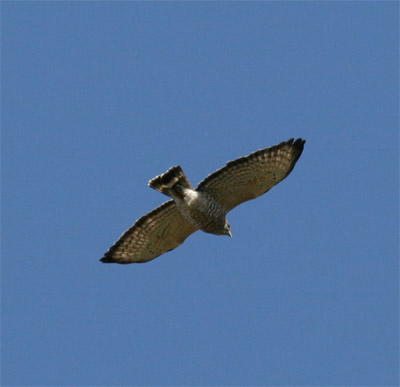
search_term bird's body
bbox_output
[149,165,231,236]
[183,190,229,236]
[101,138,305,264]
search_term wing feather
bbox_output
[100,200,197,264]
[197,138,305,212]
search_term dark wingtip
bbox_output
[100,256,115,263]
[279,138,306,153]
[100,256,133,264]
[283,138,306,176]
[288,137,305,146]
[288,138,306,154]
[294,137,306,144]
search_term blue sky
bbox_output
[2,2,398,386]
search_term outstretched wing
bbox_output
[197,138,305,212]
[100,200,197,264]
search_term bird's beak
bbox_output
[228,231,232,238]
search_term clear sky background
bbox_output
[2,2,398,386]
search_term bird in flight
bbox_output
[101,138,305,264]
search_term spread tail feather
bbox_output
[149,165,193,197]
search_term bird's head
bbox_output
[223,220,232,237]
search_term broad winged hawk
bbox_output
[101,138,305,264]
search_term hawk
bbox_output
[101,138,305,264]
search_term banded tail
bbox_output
[149,165,193,198]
